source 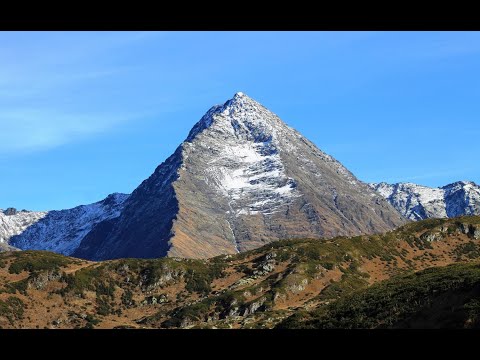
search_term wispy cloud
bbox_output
[0,32,161,155]
[0,109,141,154]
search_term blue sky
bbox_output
[1,31,479,211]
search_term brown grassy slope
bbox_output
[1,216,480,329]
[277,262,480,329]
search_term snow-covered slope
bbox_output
[369,181,480,221]
[74,92,405,260]
[0,209,48,244]
[4,193,128,255]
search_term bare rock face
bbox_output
[74,92,406,260]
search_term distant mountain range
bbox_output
[369,181,480,221]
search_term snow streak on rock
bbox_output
[198,92,301,217]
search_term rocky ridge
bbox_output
[3,193,128,255]
[370,181,480,221]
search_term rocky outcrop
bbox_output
[27,270,62,290]
[458,223,480,240]
[419,222,480,242]
[253,252,277,276]
[4,208,17,216]
[139,264,184,293]
[242,297,267,316]
[473,228,480,240]
[142,294,168,306]
[420,231,445,243]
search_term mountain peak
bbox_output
[84,92,402,260]
[228,91,257,108]
[186,92,276,143]
[225,91,262,110]
[7,94,406,260]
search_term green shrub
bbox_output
[279,262,480,329]
[184,262,225,295]
[96,296,113,316]
[454,242,480,260]
[95,281,116,298]
[8,251,71,274]
[59,266,104,296]
[5,278,29,295]
[121,289,135,307]
[0,296,25,325]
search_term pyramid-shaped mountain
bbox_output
[72,92,406,260]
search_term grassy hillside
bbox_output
[278,262,480,329]
[1,215,480,329]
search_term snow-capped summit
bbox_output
[369,181,480,220]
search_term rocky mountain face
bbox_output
[4,193,128,255]
[74,92,406,260]
[369,181,480,221]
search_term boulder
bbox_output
[420,231,443,242]
[459,223,471,235]
[242,297,267,316]
[28,270,62,290]
[473,227,480,240]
